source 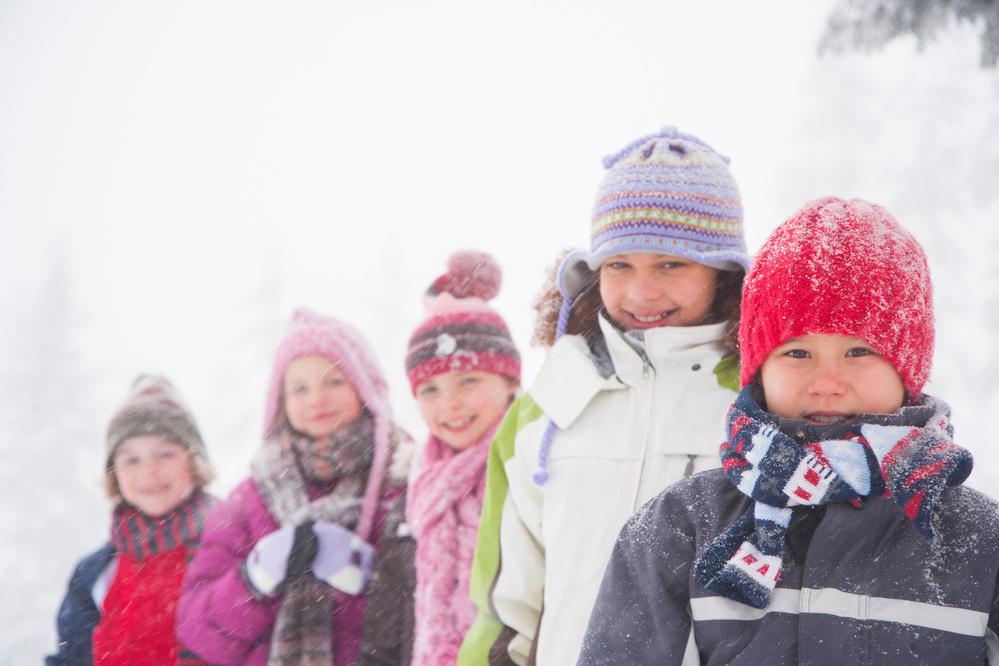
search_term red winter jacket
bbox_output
[91,545,203,665]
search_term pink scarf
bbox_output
[407,421,500,666]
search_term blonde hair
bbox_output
[104,446,214,501]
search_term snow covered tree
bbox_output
[820,0,999,67]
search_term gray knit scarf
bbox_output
[251,415,375,666]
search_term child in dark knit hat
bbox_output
[578,197,999,665]
[460,127,751,665]
[47,375,217,666]
[176,309,415,666]
[404,251,521,666]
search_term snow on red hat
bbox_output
[739,197,934,397]
[405,251,521,394]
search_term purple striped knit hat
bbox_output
[558,127,751,301]
[535,128,750,486]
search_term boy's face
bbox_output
[760,333,905,424]
[599,253,718,330]
[416,370,516,451]
[284,354,363,440]
[114,435,194,517]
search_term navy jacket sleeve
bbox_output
[577,489,697,666]
[46,543,116,666]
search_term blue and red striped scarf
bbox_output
[111,490,215,561]
[694,387,973,609]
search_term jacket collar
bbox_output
[530,315,727,429]
[604,315,727,386]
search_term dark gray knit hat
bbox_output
[105,375,211,477]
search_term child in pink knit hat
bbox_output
[405,251,521,666]
[177,309,415,666]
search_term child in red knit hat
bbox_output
[48,375,216,666]
[579,197,999,665]
[404,251,521,666]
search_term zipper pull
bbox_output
[642,358,651,379]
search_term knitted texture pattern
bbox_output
[106,374,211,475]
[406,251,520,393]
[406,422,499,666]
[111,490,216,561]
[738,197,934,396]
[588,126,750,271]
[263,308,393,542]
[694,387,972,609]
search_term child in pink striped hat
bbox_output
[177,308,415,666]
[404,251,521,666]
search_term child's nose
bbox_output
[629,275,663,301]
[808,362,846,395]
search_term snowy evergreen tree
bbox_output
[0,241,106,663]
[821,0,999,67]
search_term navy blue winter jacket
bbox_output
[46,543,115,666]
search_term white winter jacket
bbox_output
[459,315,739,666]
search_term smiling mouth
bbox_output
[627,309,677,325]
[804,413,851,425]
[441,416,475,432]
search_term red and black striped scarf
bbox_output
[111,490,216,561]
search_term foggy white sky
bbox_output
[2,1,997,661]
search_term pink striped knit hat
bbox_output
[263,308,393,541]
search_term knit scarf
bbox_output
[694,387,973,610]
[407,421,499,666]
[251,416,375,666]
[111,489,215,561]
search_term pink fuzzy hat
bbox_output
[405,251,521,394]
[263,308,393,540]
[739,197,934,398]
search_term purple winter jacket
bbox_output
[176,477,399,666]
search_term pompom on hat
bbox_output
[264,308,394,541]
[405,250,521,394]
[106,374,213,482]
[738,197,934,398]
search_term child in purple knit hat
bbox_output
[460,127,752,665]
[177,309,415,666]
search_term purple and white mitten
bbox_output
[244,524,295,596]
[311,521,374,595]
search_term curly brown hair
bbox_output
[533,249,745,354]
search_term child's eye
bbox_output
[846,347,876,357]
[117,456,139,466]
[289,384,307,395]
[156,449,179,460]
[604,261,631,271]
[658,261,684,270]
[417,385,438,397]
[459,376,479,386]
[326,377,345,387]
[783,349,809,359]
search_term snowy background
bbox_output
[1,0,997,661]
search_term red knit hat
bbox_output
[405,251,521,394]
[739,197,934,397]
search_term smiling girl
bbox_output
[403,251,520,666]
[459,128,751,665]
[177,309,414,666]
[48,375,216,666]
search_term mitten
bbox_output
[311,521,374,595]
[244,521,319,596]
